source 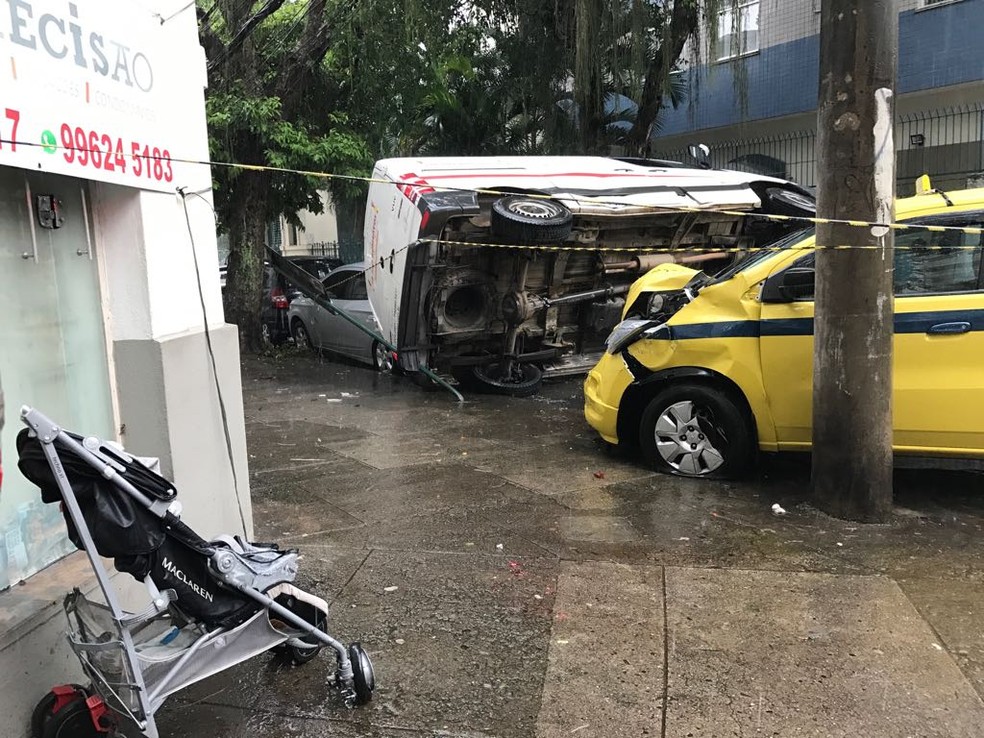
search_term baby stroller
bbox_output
[16,406,375,738]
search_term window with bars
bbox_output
[716,1,760,61]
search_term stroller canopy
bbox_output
[17,429,176,558]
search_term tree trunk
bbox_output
[624,0,698,157]
[211,0,269,352]
[574,0,605,153]
[223,173,270,353]
[812,0,897,522]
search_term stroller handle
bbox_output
[20,406,210,550]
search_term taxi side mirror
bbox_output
[762,267,815,303]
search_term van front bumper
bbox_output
[583,352,635,445]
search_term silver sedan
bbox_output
[287,263,394,371]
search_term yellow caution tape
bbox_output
[431,238,981,253]
[9,137,984,239]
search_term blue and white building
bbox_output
[652,0,984,193]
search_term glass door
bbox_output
[0,168,115,588]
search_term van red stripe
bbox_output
[398,171,706,181]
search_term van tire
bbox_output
[762,186,816,217]
[469,362,543,397]
[490,196,573,244]
[639,383,754,479]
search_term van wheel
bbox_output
[762,187,816,217]
[639,383,753,478]
[469,362,543,397]
[490,196,573,244]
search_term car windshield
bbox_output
[710,227,814,284]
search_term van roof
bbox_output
[375,155,791,187]
[374,156,800,215]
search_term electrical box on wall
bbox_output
[35,195,63,230]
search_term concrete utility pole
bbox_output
[812,0,898,522]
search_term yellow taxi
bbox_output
[584,182,984,477]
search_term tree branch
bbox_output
[208,0,288,73]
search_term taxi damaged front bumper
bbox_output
[584,352,635,444]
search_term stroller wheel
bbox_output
[281,612,328,665]
[31,685,86,738]
[286,639,322,665]
[40,693,114,738]
[349,642,375,705]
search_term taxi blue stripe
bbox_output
[662,308,984,340]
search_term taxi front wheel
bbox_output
[639,383,754,479]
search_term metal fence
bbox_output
[308,241,341,260]
[308,239,363,265]
[654,103,984,195]
[896,105,984,193]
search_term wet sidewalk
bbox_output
[156,353,984,737]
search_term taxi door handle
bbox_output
[927,322,971,335]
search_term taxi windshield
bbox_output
[710,228,814,284]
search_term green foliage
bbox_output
[201,1,372,235]
[196,0,742,348]
[207,89,368,226]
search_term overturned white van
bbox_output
[364,156,814,395]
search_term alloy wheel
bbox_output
[653,400,726,476]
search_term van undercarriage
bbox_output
[410,195,803,394]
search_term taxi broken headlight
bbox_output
[605,319,661,354]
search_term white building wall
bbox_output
[281,191,341,256]
[0,3,251,736]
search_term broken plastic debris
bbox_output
[593,470,606,479]
[836,542,844,547]
[384,586,399,592]
[326,398,342,403]
[771,503,787,516]
[395,638,405,645]
[932,643,943,651]
[534,594,543,600]
[677,537,690,541]
[495,543,504,550]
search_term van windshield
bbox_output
[710,228,814,284]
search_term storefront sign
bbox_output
[0,0,200,192]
